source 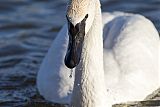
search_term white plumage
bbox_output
[37,1,159,106]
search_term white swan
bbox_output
[37,0,160,106]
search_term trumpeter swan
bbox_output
[37,0,160,106]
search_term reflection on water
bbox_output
[0,0,159,106]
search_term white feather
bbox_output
[37,2,159,107]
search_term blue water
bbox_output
[0,0,159,106]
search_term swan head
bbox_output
[64,0,96,68]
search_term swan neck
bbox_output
[71,1,107,107]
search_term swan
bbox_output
[37,0,160,106]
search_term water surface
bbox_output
[0,0,159,107]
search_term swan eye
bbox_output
[85,14,88,19]
[80,14,88,23]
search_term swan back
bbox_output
[102,12,159,104]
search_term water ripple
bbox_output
[0,0,159,106]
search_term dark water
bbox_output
[0,0,159,107]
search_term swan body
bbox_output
[37,0,159,106]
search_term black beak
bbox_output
[65,14,88,69]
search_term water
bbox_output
[0,0,159,107]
